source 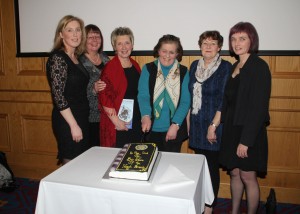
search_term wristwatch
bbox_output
[172,122,180,127]
[210,122,218,128]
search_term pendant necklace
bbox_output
[87,53,100,65]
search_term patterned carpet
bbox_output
[0,178,39,214]
[0,177,299,214]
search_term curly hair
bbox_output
[198,31,223,50]
[153,34,183,62]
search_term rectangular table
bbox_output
[35,147,214,214]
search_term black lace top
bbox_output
[46,50,89,111]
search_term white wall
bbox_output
[16,0,300,54]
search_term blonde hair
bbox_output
[52,15,86,56]
[110,27,134,50]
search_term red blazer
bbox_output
[99,56,141,147]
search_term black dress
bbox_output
[219,75,242,169]
[219,74,268,172]
[116,66,141,148]
[46,50,91,162]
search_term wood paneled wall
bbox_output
[1,0,299,204]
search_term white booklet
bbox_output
[118,99,134,129]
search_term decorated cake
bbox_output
[109,143,159,181]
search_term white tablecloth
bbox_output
[35,147,214,214]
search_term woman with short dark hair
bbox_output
[220,22,271,214]
[79,24,110,147]
[188,30,232,213]
[138,34,190,152]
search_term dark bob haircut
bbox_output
[229,22,259,54]
[153,34,183,62]
[85,24,104,53]
[198,30,223,49]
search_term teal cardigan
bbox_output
[138,60,190,132]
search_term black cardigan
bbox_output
[221,53,271,147]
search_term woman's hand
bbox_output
[165,124,179,142]
[141,115,151,133]
[237,143,248,158]
[114,118,129,131]
[93,79,106,93]
[59,108,83,143]
[70,123,83,143]
[103,106,128,131]
[207,125,217,144]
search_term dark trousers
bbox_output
[193,148,220,207]
[146,131,183,153]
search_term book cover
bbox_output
[116,143,157,172]
[118,99,134,129]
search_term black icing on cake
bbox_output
[116,143,157,172]
[109,143,158,180]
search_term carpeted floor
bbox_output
[0,177,299,214]
[0,178,39,214]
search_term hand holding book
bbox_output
[102,106,128,131]
[114,119,129,131]
[118,99,134,129]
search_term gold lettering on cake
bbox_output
[116,143,157,172]
[119,150,149,171]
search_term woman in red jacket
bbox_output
[99,27,141,148]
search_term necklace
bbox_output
[86,53,100,65]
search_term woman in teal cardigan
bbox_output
[138,34,190,152]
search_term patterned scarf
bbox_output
[153,60,180,119]
[192,54,221,114]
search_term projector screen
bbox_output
[15,0,300,57]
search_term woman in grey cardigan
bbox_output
[80,24,110,147]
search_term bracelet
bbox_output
[210,122,218,128]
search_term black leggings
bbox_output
[193,148,220,207]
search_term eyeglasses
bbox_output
[87,36,101,40]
